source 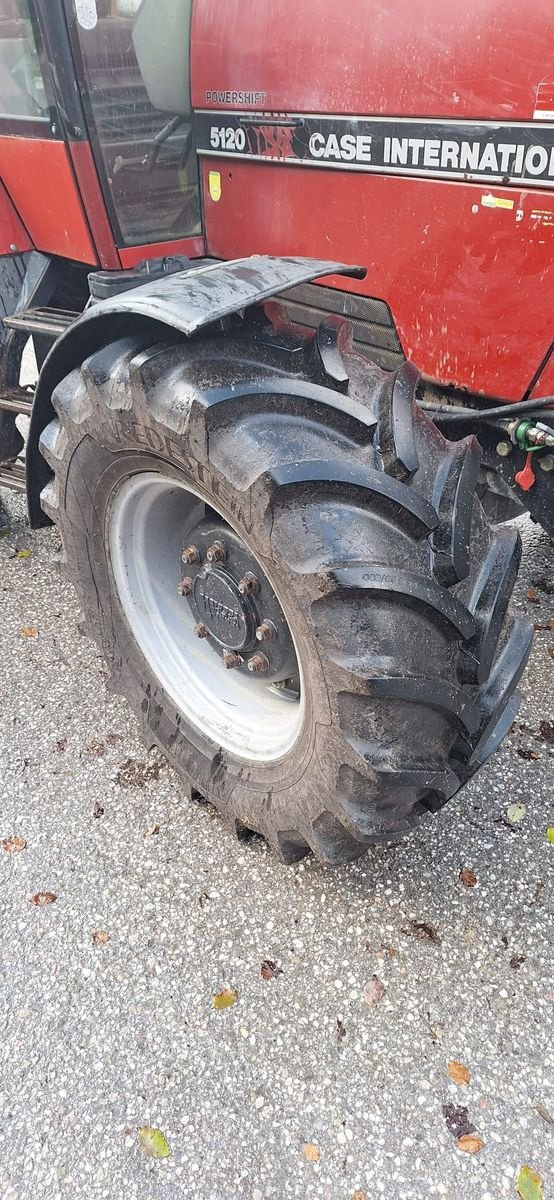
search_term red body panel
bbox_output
[119,235,206,269]
[0,137,97,264]
[67,143,120,270]
[192,0,554,401]
[0,177,32,256]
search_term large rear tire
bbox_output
[38,323,531,864]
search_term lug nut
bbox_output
[238,572,260,596]
[255,620,277,642]
[247,652,269,673]
[223,650,242,669]
[182,545,200,565]
[540,454,554,472]
[206,540,227,563]
[178,576,193,596]
[194,623,209,639]
[496,441,512,457]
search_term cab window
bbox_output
[0,0,49,121]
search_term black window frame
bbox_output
[0,0,59,138]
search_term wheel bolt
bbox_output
[238,572,260,596]
[255,620,277,642]
[182,545,199,565]
[194,623,209,639]
[178,576,193,596]
[247,652,269,673]
[206,540,227,563]
[223,650,242,669]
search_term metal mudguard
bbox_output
[27,255,364,526]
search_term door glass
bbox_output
[0,0,49,120]
[70,0,201,247]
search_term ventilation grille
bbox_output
[278,283,404,372]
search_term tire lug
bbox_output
[194,623,209,639]
[206,540,227,563]
[238,572,260,596]
[182,544,200,565]
[255,620,277,642]
[223,650,242,669]
[178,576,193,596]
[247,652,269,673]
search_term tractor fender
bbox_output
[27,254,364,527]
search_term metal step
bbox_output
[3,306,78,338]
[0,459,26,492]
[0,386,34,417]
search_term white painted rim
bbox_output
[108,471,304,762]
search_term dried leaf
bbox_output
[457,1134,484,1154]
[84,740,105,757]
[15,549,32,559]
[459,868,477,888]
[260,958,283,981]
[442,1103,475,1139]
[510,953,525,970]
[517,748,540,761]
[105,733,123,746]
[447,1060,471,1085]
[548,647,554,659]
[30,892,56,906]
[352,1192,369,1200]
[531,574,554,596]
[19,627,38,638]
[336,1017,347,1046]
[547,827,554,845]
[506,803,526,824]
[302,1143,320,1163]
[54,738,67,753]
[363,974,385,1007]
[515,1165,543,1200]
[144,824,160,838]
[402,919,441,945]
[526,587,539,604]
[92,930,109,946]
[538,720,554,744]
[2,835,27,854]
[137,1126,171,1159]
[534,1103,554,1128]
[213,987,238,1010]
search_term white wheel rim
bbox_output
[108,471,304,762]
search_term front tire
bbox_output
[38,324,531,864]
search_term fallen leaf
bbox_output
[92,930,109,946]
[548,647,554,659]
[547,828,554,845]
[213,987,238,1010]
[105,733,123,746]
[116,757,162,788]
[459,868,477,888]
[402,919,441,945]
[144,824,160,838]
[448,1060,471,1085]
[30,892,56,906]
[534,1103,554,1128]
[515,1164,543,1200]
[92,801,104,818]
[526,588,539,604]
[363,974,385,1007]
[2,836,27,854]
[352,1192,369,1200]
[517,748,540,761]
[15,549,32,559]
[260,958,283,981]
[442,1103,475,1139]
[457,1134,484,1154]
[84,740,105,757]
[302,1143,320,1163]
[510,953,525,970]
[336,1017,347,1046]
[137,1126,171,1159]
[506,803,526,824]
[531,574,554,596]
[19,627,38,638]
[537,720,554,744]
[54,738,67,753]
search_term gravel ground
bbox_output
[0,487,552,1200]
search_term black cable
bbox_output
[423,395,554,423]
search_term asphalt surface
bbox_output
[0,488,552,1200]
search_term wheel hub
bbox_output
[181,517,297,683]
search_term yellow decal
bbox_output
[209,170,222,202]
[480,193,515,210]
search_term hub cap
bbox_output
[108,472,303,762]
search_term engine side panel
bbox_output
[191,0,554,400]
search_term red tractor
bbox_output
[1,0,552,863]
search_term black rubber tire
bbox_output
[38,325,532,864]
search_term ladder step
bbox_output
[3,306,79,338]
[0,459,26,492]
[0,387,34,417]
